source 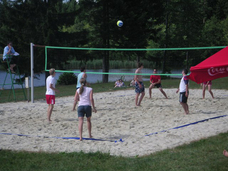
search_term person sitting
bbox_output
[3,42,19,73]
[114,80,120,88]
[114,79,124,88]
[119,79,124,87]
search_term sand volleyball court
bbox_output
[0,89,228,157]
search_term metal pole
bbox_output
[30,43,34,103]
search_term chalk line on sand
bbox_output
[1,114,227,142]
[145,115,228,136]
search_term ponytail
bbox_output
[79,78,86,95]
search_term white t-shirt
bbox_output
[179,76,189,93]
[77,87,92,106]
[46,75,56,95]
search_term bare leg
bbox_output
[180,102,189,114]
[78,117,84,141]
[208,85,214,98]
[149,84,153,98]
[87,117,92,138]
[186,103,189,114]
[47,104,54,122]
[202,84,206,99]
[9,64,16,73]
[159,88,168,98]
[135,93,140,106]
[138,92,145,106]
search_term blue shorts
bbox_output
[135,81,145,93]
[77,105,92,118]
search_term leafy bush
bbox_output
[57,73,77,85]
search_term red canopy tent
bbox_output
[188,46,228,84]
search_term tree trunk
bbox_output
[102,50,109,83]
[162,48,166,73]
[162,0,169,73]
[102,0,109,83]
[137,56,140,63]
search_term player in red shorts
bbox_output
[149,69,168,99]
[46,68,59,122]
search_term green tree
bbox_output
[76,0,164,82]
[0,0,86,80]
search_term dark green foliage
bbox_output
[0,0,86,75]
[1,0,228,83]
[57,72,77,85]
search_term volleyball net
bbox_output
[44,45,226,78]
[30,44,226,102]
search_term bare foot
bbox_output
[184,111,189,115]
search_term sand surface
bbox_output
[0,88,228,157]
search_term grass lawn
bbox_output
[1,132,228,171]
[0,77,228,170]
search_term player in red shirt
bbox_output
[149,69,168,99]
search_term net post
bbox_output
[30,43,34,103]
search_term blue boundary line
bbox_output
[1,115,226,142]
[145,115,228,136]
[0,132,120,142]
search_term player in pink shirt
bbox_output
[74,78,97,141]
